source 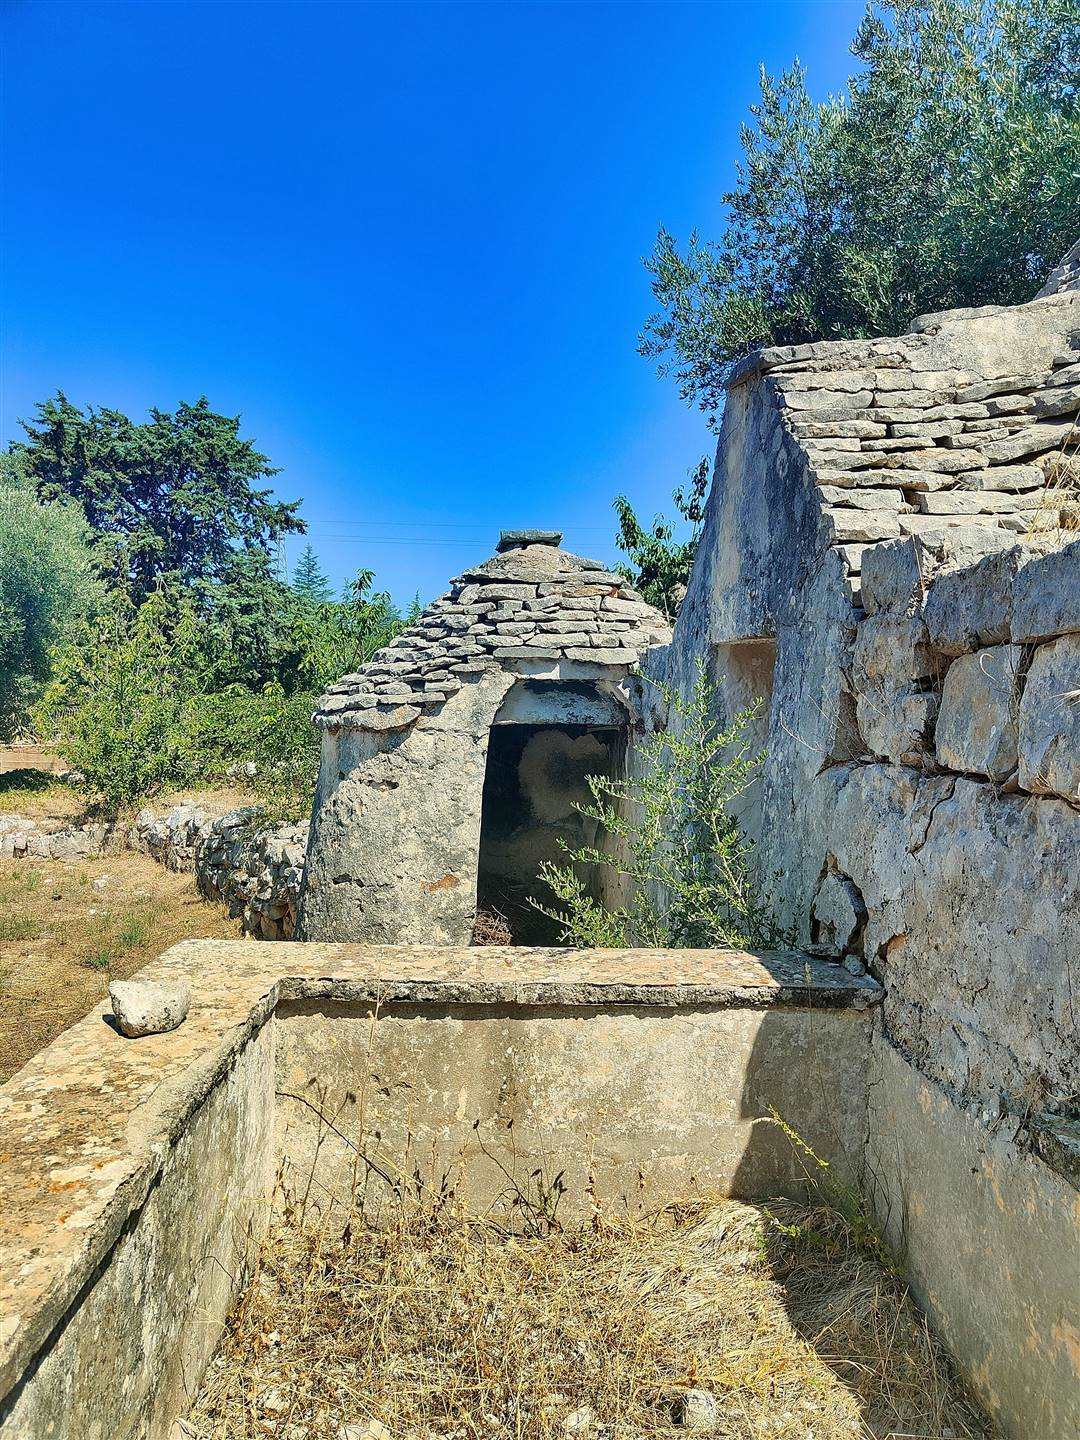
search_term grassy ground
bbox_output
[185,1190,989,1440]
[0,852,243,1081]
[0,752,271,1079]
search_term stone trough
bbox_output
[0,940,880,1440]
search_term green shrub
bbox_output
[0,454,100,740]
[179,685,320,817]
[642,0,1080,422]
[534,664,778,950]
[33,592,201,811]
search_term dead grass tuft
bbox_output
[471,907,515,946]
[186,1186,989,1440]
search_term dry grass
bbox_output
[0,852,243,1080]
[0,769,88,821]
[471,906,515,946]
[186,1183,989,1440]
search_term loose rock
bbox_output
[109,978,191,1038]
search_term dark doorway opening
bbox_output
[475,722,622,945]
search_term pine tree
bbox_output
[292,543,332,603]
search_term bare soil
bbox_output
[0,852,243,1082]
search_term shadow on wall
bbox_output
[728,1003,990,1438]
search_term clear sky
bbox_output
[2,0,864,605]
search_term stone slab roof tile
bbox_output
[315,538,671,728]
[732,290,1080,589]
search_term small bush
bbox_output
[534,663,778,950]
[34,592,201,811]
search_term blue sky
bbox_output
[2,0,864,605]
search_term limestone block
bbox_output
[856,688,937,765]
[884,448,987,473]
[1011,538,1080,642]
[935,646,1022,779]
[1018,633,1080,801]
[819,509,901,544]
[808,465,936,489]
[817,486,906,510]
[981,419,1076,464]
[109,978,191,1038]
[860,538,924,615]
[899,513,1002,536]
[875,368,972,392]
[1033,383,1080,418]
[955,373,1039,402]
[924,545,1029,654]
[916,491,1040,515]
[779,387,874,412]
[853,612,937,691]
[983,393,1036,415]
[792,419,887,439]
[890,420,965,438]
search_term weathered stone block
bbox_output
[853,612,937,690]
[859,538,924,615]
[1018,633,1080,801]
[817,485,906,510]
[856,688,937,765]
[885,448,987,473]
[899,514,1002,537]
[109,978,191,1038]
[916,491,1039,515]
[935,646,1022,779]
[819,509,901,544]
[1033,383,1080,418]
[923,545,1029,654]
[1010,538,1080,642]
[981,419,1076,463]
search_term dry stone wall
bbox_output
[727,291,1080,605]
[649,276,1080,1439]
[0,814,119,860]
[130,803,306,940]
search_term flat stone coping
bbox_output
[0,940,881,1402]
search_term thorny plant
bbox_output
[531,663,779,951]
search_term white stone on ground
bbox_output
[673,1388,719,1431]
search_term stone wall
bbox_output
[1038,237,1080,298]
[0,800,305,939]
[647,281,1080,1439]
[195,809,307,941]
[0,812,120,859]
[130,803,306,940]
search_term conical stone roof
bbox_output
[314,531,671,730]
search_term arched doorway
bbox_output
[474,682,628,944]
